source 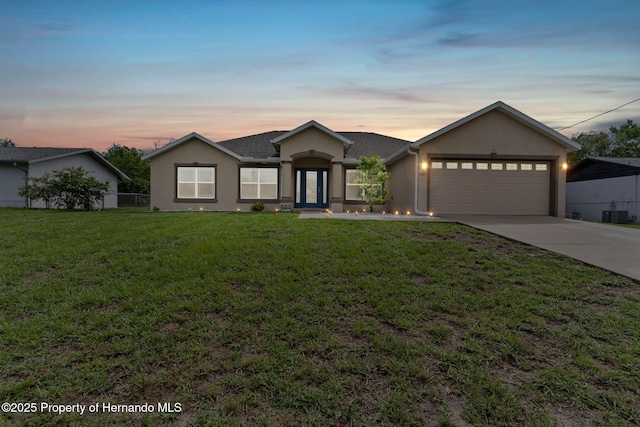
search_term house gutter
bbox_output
[407,149,430,216]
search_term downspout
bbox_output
[407,149,430,216]
[634,172,638,222]
[12,162,29,208]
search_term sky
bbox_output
[1,0,639,152]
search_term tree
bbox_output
[19,167,109,210]
[0,138,15,147]
[356,155,390,212]
[569,120,640,166]
[101,144,150,194]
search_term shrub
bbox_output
[250,202,265,212]
[19,167,109,210]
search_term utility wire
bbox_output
[555,98,640,131]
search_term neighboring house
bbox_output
[143,101,580,217]
[0,147,129,209]
[566,157,640,223]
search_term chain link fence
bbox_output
[117,193,150,208]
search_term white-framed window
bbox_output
[177,166,215,199]
[461,162,474,170]
[240,167,278,199]
[431,161,443,169]
[535,163,548,171]
[506,163,518,171]
[345,169,364,200]
[446,162,458,169]
[491,163,503,170]
[476,162,489,170]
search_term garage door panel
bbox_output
[429,161,550,215]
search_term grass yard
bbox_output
[1,209,639,426]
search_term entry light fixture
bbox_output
[562,162,568,170]
[421,161,428,171]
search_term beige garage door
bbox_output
[429,160,550,215]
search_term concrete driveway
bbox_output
[446,216,640,282]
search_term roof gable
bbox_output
[142,132,241,161]
[270,120,354,153]
[413,101,581,152]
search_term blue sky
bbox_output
[1,0,639,150]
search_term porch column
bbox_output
[280,161,293,204]
[330,161,343,212]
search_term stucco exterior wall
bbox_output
[421,110,563,156]
[149,137,254,211]
[279,127,345,162]
[387,154,417,214]
[567,175,639,222]
[279,127,346,212]
[418,110,569,217]
[0,164,28,207]
[28,153,120,209]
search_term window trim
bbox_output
[238,166,279,201]
[344,168,385,202]
[345,169,365,201]
[174,164,217,202]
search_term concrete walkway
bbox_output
[446,216,640,282]
[298,212,453,221]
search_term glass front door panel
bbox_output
[306,171,317,204]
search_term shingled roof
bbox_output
[215,130,410,161]
[568,157,640,182]
[0,147,88,162]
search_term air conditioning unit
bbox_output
[602,210,628,224]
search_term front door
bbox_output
[295,168,329,208]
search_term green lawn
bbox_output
[1,209,639,426]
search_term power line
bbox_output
[555,98,640,131]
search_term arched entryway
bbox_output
[292,155,331,209]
